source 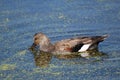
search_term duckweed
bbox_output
[0,64,16,71]
[17,50,27,56]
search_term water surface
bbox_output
[0,0,120,80]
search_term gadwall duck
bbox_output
[31,32,108,55]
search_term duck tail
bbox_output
[99,34,109,42]
[94,34,109,42]
[97,34,109,42]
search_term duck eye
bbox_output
[34,38,38,40]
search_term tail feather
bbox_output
[78,34,109,52]
[101,34,109,40]
[86,34,109,51]
[93,34,109,42]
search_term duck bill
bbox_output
[31,43,37,48]
[29,43,37,51]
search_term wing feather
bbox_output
[54,37,92,52]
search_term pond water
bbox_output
[0,0,120,80]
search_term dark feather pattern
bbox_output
[71,43,84,52]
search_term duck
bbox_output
[31,32,108,55]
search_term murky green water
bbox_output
[0,0,120,80]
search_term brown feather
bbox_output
[32,32,109,53]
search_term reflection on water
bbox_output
[29,47,52,67]
[29,46,108,68]
[33,51,52,67]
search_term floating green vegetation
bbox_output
[32,68,62,76]
[33,68,52,74]
[0,64,16,71]
[49,64,60,68]
[16,50,27,56]
[1,50,27,64]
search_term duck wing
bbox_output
[54,35,108,52]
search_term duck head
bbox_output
[32,32,50,47]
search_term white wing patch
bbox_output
[78,44,91,52]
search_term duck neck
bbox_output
[40,40,55,53]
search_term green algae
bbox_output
[2,50,27,64]
[33,68,52,74]
[32,67,62,76]
[0,64,16,71]
[49,64,60,68]
[17,50,27,56]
